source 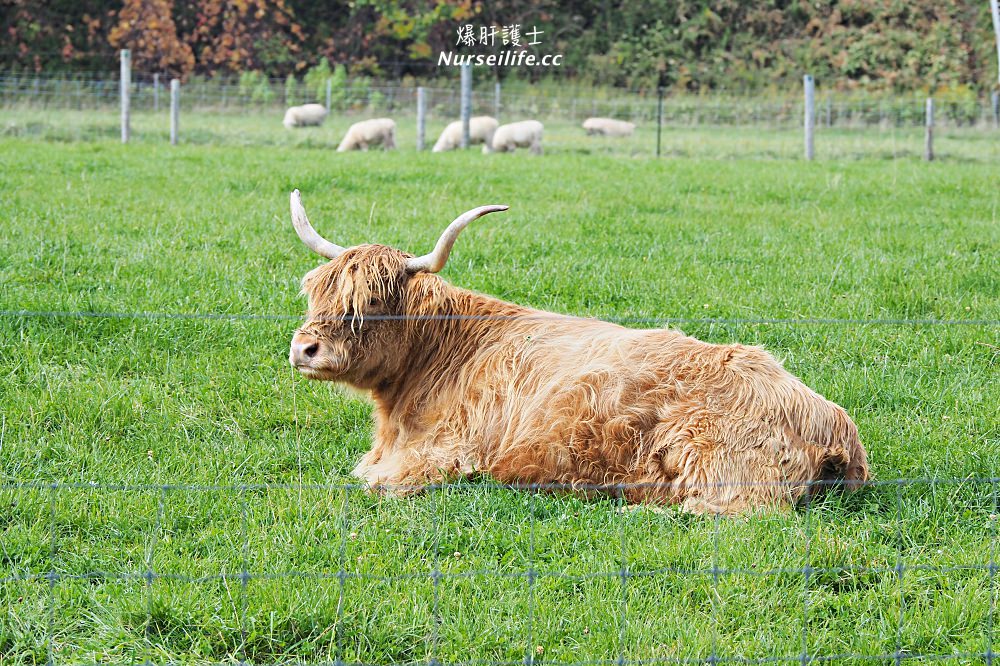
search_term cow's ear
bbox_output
[300,265,325,295]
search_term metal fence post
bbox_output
[992,91,999,129]
[153,73,159,112]
[656,87,664,158]
[417,86,426,151]
[326,78,332,113]
[460,63,471,148]
[120,49,131,143]
[494,82,501,121]
[170,79,180,146]
[991,0,1000,86]
[803,74,815,160]
[924,97,934,161]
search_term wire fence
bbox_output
[2,308,999,327]
[2,307,998,663]
[1,70,998,128]
[1,477,997,664]
[2,70,1000,162]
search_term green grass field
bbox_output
[0,115,998,665]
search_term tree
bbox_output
[109,0,194,78]
[0,0,115,72]
[188,0,305,75]
[303,57,333,102]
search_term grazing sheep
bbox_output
[282,104,328,129]
[432,116,499,152]
[336,118,397,152]
[484,120,544,155]
[582,117,636,137]
[287,191,869,514]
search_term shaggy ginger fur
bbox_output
[291,243,869,514]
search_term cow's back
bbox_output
[449,320,866,511]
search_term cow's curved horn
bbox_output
[290,190,346,259]
[405,205,509,274]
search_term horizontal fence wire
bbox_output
[1,309,998,327]
[4,476,1000,493]
[0,477,996,664]
[0,657,994,666]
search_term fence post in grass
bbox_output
[153,73,159,112]
[803,74,815,160]
[992,91,999,129]
[924,97,934,162]
[656,86,664,158]
[120,49,131,144]
[326,78,332,113]
[992,0,1000,85]
[460,62,471,148]
[170,78,179,145]
[494,81,501,121]
[416,86,426,151]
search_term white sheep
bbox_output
[431,116,499,152]
[483,120,544,155]
[336,118,397,152]
[582,117,636,137]
[282,104,328,129]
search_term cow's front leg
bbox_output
[355,447,448,497]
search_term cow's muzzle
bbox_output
[289,331,322,368]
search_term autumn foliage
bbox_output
[190,0,304,75]
[108,0,193,78]
[1,0,997,93]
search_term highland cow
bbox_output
[288,191,869,514]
